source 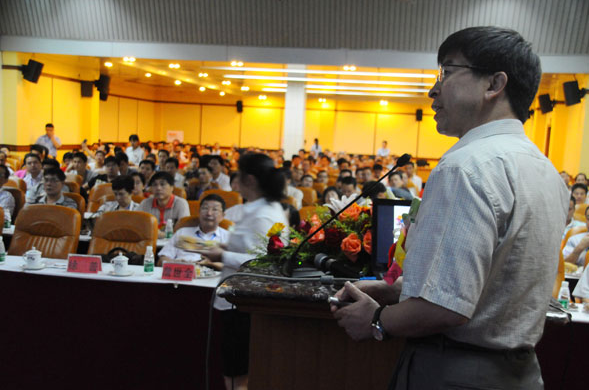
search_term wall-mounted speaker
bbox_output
[563,81,582,106]
[416,109,423,121]
[236,100,243,113]
[21,60,44,83]
[81,81,94,97]
[95,74,111,101]
[538,94,553,114]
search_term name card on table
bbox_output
[162,262,194,281]
[67,254,103,273]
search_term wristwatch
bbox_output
[371,305,389,341]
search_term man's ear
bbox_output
[485,71,508,100]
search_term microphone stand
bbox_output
[282,153,412,277]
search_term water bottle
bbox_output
[0,238,6,264]
[558,280,571,309]
[143,245,154,275]
[165,219,174,239]
[4,209,11,228]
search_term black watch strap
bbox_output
[372,305,386,324]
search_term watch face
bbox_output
[372,323,384,341]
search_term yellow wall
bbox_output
[201,105,241,147]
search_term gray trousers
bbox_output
[389,335,543,390]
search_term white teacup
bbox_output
[23,247,43,269]
[111,253,129,275]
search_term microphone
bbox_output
[282,153,412,276]
[314,253,365,279]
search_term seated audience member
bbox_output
[291,167,304,187]
[208,155,231,191]
[42,158,61,172]
[388,171,414,199]
[184,153,200,180]
[337,158,350,171]
[158,194,230,267]
[130,171,146,197]
[316,170,328,184]
[405,161,422,192]
[355,167,366,185]
[560,171,571,189]
[372,164,384,180]
[571,183,588,206]
[145,153,157,164]
[86,156,120,189]
[115,152,135,176]
[138,159,156,184]
[89,149,106,173]
[340,176,358,199]
[0,164,16,216]
[27,167,78,209]
[363,167,373,182]
[21,153,44,203]
[281,168,303,210]
[0,152,14,175]
[564,195,585,239]
[361,180,388,205]
[95,175,140,216]
[157,149,170,172]
[165,157,185,188]
[300,174,314,188]
[71,152,97,188]
[125,134,144,166]
[575,173,588,185]
[562,206,589,266]
[138,171,190,237]
[281,202,300,229]
[194,166,217,200]
[61,152,73,171]
[321,186,341,206]
[572,265,589,303]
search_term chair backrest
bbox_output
[313,182,327,197]
[327,177,337,187]
[199,189,243,209]
[7,204,81,259]
[87,210,158,255]
[296,186,318,207]
[574,204,589,223]
[553,246,566,299]
[188,200,200,216]
[5,178,26,193]
[0,207,4,229]
[173,186,187,199]
[131,194,145,204]
[63,192,86,215]
[87,183,114,212]
[65,181,80,194]
[65,173,83,186]
[174,215,234,232]
[299,205,328,221]
[3,187,25,221]
[283,196,297,208]
[561,226,587,251]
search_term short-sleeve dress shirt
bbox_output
[138,195,190,228]
[35,134,61,157]
[0,188,16,217]
[159,226,229,262]
[400,119,569,349]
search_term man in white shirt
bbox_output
[125,134,144,166]
[158,194,229,266]
[0,164,15,217]
[94,175,140,217]
[563,205,589,266]
[164,157,185,188]
[376,140,390,158]
[22,153,44,203]
[310,138,322,157]
[208,155,231,191]
[35,123,61,158]
[405,161,422,192]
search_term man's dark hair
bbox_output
[301,174,314,182]
[158,149,170,159]
[139,159,156,171]
[142,143,151,153]
[45,123,54,128]
[103,144,111,154]
[24,152,41,164]
[0,164,9,179]
[165,157,179,169]
[283,160,292,170]
[575,173,587,181]
[43,167,66,182]
[146,153,157,161]
[208,155,224,165]
[131,171,146,185]
[406,161,415,167]
[341,176,357,186]
[95,150,106,157]
[111,175,134,193]
[115,152,129,165]
[62,152,73,162]
[363,180,387,201]
[104,156,118,166]
[280,168,293,181]
[201,193,226,212]
[437,26,541,123]
[114,146,123,154]
[30,144,46,156]
[338,169,353,178]
[42,158,60,169]
[571,183,588,194]
[149,171,174,187]
[373,164,383,172]
[337,158,349,167]
[72,152,88,163]
[198,166,213,174]
[129,134,139,142]
[229,172,239,185]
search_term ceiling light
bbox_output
[169,63,180,69]
[343,65,356,71]
[305,85,430,93]
[104,61,113,68]
[306,90,417,98]
[198,72,208,77]
[318,98,326,103]
[199,86,206,92]
[258,95,267,100]
[222,80,231,85]
[223,74,432,86]
[123,57,136,62]
[241,86,250,91]
[380,100,389,106]
[206,66,436,79]
[231,61,244,67]
[145,73,152,78]
[261,88,286,93]
[174,80,182,85]
[321,103,329,109]
[219,91,226,96]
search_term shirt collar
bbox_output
[242,197,266,213]
[194,225,221,239]
[445,119,524,156]
[152,194,175,210]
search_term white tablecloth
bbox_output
[0,255,220,288]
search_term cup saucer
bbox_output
[21,263,45,271]
[108,270,133,277]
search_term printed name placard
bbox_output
[67,255,103,273]
[162,262,194,281]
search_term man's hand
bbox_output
[197,258,224,271]
[334,279,402,307]
[194,246,224,262]
[331,281,379,341]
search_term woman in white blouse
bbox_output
[197,153,288,390]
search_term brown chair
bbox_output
[561,226,587,251]
[65,173,84,186]
[174,215,234,232]
[5,178,26,193]
[88,211,158,255]
[173,186,187,199]
[65,181,80,194]
[296,186,318,207]
[87,183,114,212]
[199,189,243,209]
[132,194,145,204]
[7,205,81,259]
[283,196,297,208]
[63,192,86,215]
[188,200,200,216]
[313,182,327,196]
[3,187,25,221]
[574,204,589,223]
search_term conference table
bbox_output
[0,256,226,389]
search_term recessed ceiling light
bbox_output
[199,86,206,92]
[343,65,356,71]
[169,63,180,69]
[198,72,208,77]
[380,100,389,106]
[219,91,226,96]
[241,86,250,91]
[206,66,436,79]
[231,61,244,67]
[145,73,152,78]
[104,61,113,68]
[318,98,326,103]
[174,80,182,85]
[222,80,231,85]
[258,95,267,100]
[224,74,432,87]
[123,56,136,62]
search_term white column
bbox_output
[282,64,306,159]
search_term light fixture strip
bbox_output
[206,66,436,79]
[223,74,431,86]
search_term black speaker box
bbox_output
[563,81,581,106]
[236,100,243,113]
[538,94,553,114]
[95,74,111,101]
[416,109,423,121]
[21,60,44,83]
[81,81,94,97]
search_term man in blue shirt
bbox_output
[35,123,61,158]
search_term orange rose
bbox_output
[363,230,372,255]
[339,203,362,221]
[290,237,301,245]
[308,225,325,244]
[341,233,362,262]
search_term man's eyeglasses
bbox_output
[437,64,489,83]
